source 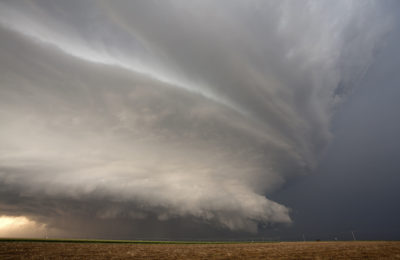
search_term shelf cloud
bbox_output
[0,0,394,236]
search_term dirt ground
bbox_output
[1,241,399,259]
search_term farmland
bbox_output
[1,239,399,259]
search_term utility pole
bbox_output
[302,234,306,242]
[351,231,356,241]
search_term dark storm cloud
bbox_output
[270,12,400,240]
[0,0,395,237]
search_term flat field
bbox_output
[1,240,399,259]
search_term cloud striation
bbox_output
[0,0,393,235]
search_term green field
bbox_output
[0,237,269,244]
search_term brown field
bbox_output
[1,241,400,259]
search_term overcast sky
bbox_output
[0,0,399,240]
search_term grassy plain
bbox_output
[0,239,399,259]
